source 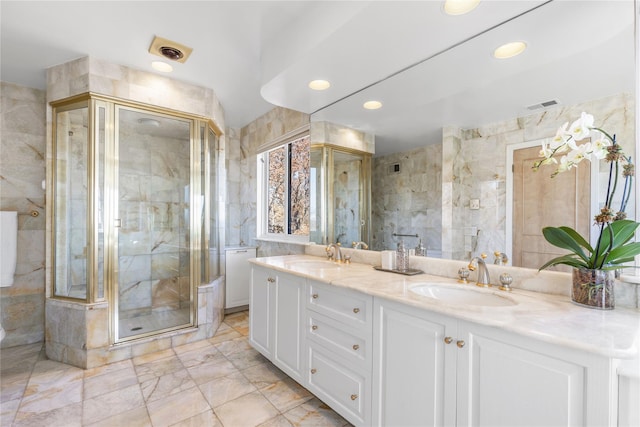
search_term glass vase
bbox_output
[571,268,615,310]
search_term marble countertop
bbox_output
[249,254,640,360]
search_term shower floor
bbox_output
[118,307,191,339]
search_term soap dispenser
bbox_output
[415,238,426,257]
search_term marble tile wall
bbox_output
[226,106,310,257]
[371,143,443,253]
[0,82,47,347]
[453,92,635,261]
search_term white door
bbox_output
[456,321,586,426]
[372,299,456,426]
[249,267,273,357]
[273,272,304,381]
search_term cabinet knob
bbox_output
[353,308,360,314]
[312,294,319,299]
[312,325,318,330]
[352,344,360,351]
[310,368,317,374]
[267,277,275,283]
[457,340,465,348]
[350,394,358,401]
[444,336,453,344]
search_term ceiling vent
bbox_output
[526,99,560,111]
[148,36,193,63]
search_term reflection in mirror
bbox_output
[310,1,635,266]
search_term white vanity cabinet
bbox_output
[305,280,374,426]
[373,298,616,426]
[249,266,305,382]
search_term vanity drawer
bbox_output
[307,280,372,329]
[307,344,369,426]
[307,311,371,369]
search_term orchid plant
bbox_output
[533,112,640,271]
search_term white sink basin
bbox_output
[409,283,517,307]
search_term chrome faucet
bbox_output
[352,241,369,250]
[325,243,343,262]
[494,251,509,266]
[468,253,490,287]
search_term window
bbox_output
[258,133,311,241]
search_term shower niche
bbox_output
[49,93,222,358]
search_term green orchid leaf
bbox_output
[538,254,588,271]
[557,226,593,252]
[604,242,640,265]
[542,227,589,262]
[592,220,640,267]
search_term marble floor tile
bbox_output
[169,409,223,427]
[258,415,295,427]
[146,385,210,427]
[242,361,289,389]
[140,368,196,403]
[135,355,184,383]
[83,363,138,399]
[226,346,267,370]
[283,398,350,427]
[13,401,82,427]
[175,343,224,368]
[198,371,257,408]
[214,336,253,357]
[85,406,151,427]
[214,390,280,427]
[260,378,314,413]
[0,311,350,427]
[208,327,242,344]
[19,364,83,414]
[82,383,145,425]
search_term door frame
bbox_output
[505,139,599,265]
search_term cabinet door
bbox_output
[372,298,456,427]
[273,272,304,382]
[249,267,274,357]
[457,321,587,427]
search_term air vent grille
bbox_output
[526,99,560,111]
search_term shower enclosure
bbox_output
[51,94,220,343]
[309,145,371,246]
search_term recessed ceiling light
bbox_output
[151,61,173,72]
[363,101,382,110]
[493,41,527,59]
[308,80,331,91]
[443,0,480,15]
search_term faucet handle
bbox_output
[499,273,513,292]
[480,253,487,260]
[458,267,470,284]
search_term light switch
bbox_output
[470,199,480,210]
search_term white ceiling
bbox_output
[1,0,635,153]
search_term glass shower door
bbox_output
[115,108,193,340]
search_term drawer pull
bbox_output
[312,294,319,299]
[353,308,360,314]
[350,394,358,401]
[352,344,360,351]
[312,325,318,330]
[444,336,453,344]
[267,277,275,283]
[311,368,317,374]
[457,340,465,348]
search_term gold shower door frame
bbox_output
[50,93,221,345]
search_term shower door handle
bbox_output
[114,219,122,228]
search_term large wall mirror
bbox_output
[310,0,636,268]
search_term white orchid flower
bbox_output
[568,112,594,141]
[568,143,591,165]
[550,122,569,149]
[539,141,554,159]
[592,131,611,160]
